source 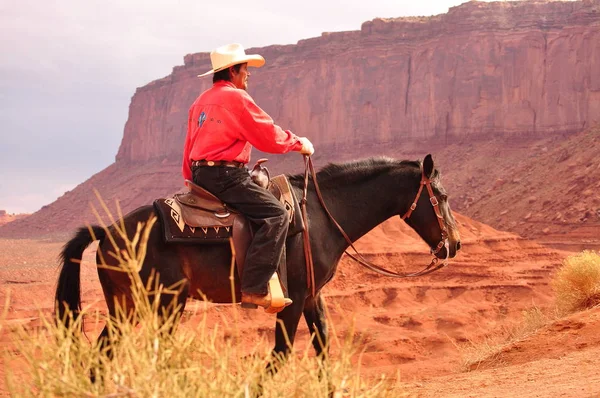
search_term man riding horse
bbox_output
[182,43,315,313]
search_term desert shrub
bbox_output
[2,215,402,397]
[461,250,600,371]
[552,250,600,315]
[511,306,551,339]
[460,305,552,371]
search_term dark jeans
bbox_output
[192,165,288,295]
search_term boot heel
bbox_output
[241,302,258,309]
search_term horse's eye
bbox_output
[440,194,448,202]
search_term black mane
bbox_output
[288,157,421,188]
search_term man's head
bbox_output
[198,43,264,90]
[213,63,251,90]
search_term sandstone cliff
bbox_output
[2,0,600,239]
[116,0,600,164]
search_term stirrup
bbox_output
[265,299,292,314]
[268,272,286,308]
[240,273,290,312]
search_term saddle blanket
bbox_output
[154,198,234,243]
[153,175,304,246]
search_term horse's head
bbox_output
[400,154,461,259]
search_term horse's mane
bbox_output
[288,157,422,188]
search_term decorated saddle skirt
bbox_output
[153,174,304,244]
[153,174,303,295]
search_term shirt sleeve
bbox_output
[238,93,303,154]
[181,109,194,181]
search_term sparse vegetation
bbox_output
[552,250,600,315]
[460,306,553,371]
[461,250,600,371]
[1,218,402,397]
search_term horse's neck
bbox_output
[305,166,421,263]
[315,179,396,243]
[289,162,419,286]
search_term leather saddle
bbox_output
[153,160,304,285]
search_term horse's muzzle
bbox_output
[447,240,461,258]
[434,239,460,260]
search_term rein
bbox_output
[299,156,449,296]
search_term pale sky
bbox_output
[1,0,475,214]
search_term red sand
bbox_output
[1,213,598,396]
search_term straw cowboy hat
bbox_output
[198,43,265,77]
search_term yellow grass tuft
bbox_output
[461,250,600,371]
[459,306,553,371]
[552,250,600,315]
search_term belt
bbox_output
[191,159,246,168]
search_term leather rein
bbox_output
[299,156,449,296]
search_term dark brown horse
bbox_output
[55,154,460,364]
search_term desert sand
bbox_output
[1,212,598,397]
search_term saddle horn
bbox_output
[251,158,270,188]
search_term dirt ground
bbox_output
[0,213,599,397]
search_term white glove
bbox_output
[298,137,315,156]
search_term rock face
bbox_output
[2,0,600,239]
[116,0,600,164]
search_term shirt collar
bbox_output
[214,81,236,89]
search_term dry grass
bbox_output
[552,250,600,315]
[459,306,553,371]
[461,250,600,371]
[1,203,404,397]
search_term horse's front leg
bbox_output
[268,292,306,373]
[303,292,328,359]
[303,292,333,396]
[248,294,305,397]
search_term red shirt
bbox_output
[182,81,302,181]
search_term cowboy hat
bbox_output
[198,43,265,77]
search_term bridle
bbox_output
[400,164,450,259]
[300,156,450,296]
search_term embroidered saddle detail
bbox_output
[152,171,304,296]
[153,197,237,242]
[153,174,303,243]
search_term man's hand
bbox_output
[299,137,315,156]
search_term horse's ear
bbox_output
[423,154,434,178]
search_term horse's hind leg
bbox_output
[155,279,190,336]
[91,264,190,382]
[91,300,133,384]
[90,281,190,383]
[90,325,110,384]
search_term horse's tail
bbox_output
[55,225,106,329]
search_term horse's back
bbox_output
[119,204,157,227]
[97,203,243,304]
